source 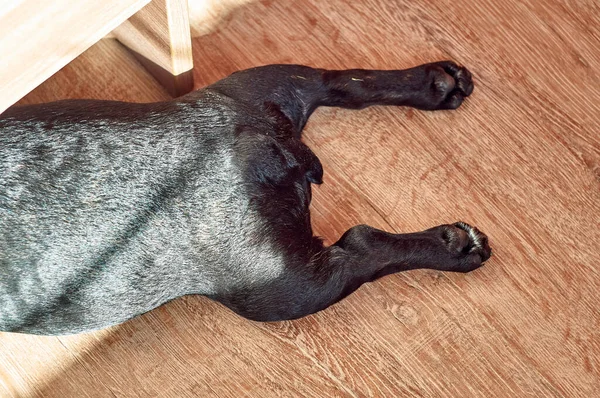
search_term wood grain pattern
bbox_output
[113,0,195,96]
[1,0,599,396]
[0,0,150,114]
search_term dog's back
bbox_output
[0,90,289,334]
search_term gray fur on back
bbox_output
[0,90,285,334]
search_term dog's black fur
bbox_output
[0,61,490,335]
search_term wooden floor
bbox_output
[1,0,599,396]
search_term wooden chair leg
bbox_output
[113,0,194,97]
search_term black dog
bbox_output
[0,61,491,335]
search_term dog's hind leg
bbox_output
[215,222,491,322]
[207,61,473,135]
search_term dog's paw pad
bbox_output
[452,222,491,261]
[438,222,491,272]
[427,61,474,110]
[453,68,474,97]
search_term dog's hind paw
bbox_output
[432,221,492,272]
[421,61,474,110]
